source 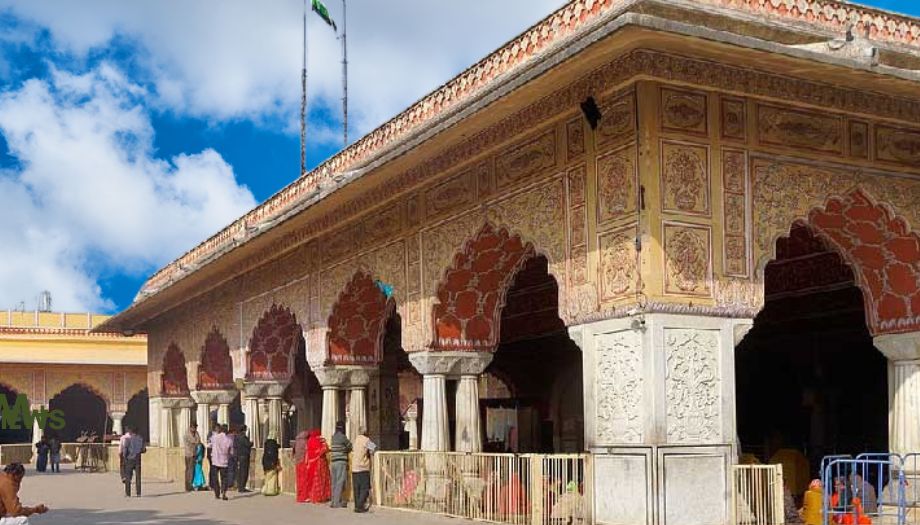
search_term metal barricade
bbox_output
[822,457,905,525]
[733,464,785,525]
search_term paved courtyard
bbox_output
[16,466,456,525]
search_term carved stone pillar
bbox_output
[110,411,126,436]
[30,405,43,462]
[243,395,261,445]
[191,389,236,431]
[409,352,457,451]
[454,353,492,453]
[242,381,288,444]
[875,332,920,456]
[405,403,419,451]
[217,404,230,426]
[314,367,347,441]
[176,401,195,442]
[345,369,371,440]
[196,402,211,430]
[160,407,176,447]
[267,397,283,442]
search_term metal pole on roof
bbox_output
[341,0,348,148]
[301,0,308,177]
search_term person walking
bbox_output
[206,422,218,492]
[210,424,234,501]
[183,423,201,492]
[122,426,146,497]
[329,421,351,508]
[234,425,253,492]
[0,463,49,525]
[118,427,134,482]
[48,436,61,473]
[225,427,238,490]
[350,426,376,513]
[192,443,208,491]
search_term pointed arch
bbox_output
[197,327,234,390]
[327,271,395,365]
[161,344,190,396]
[764,188,920,336]
[432,222,564,352]
[247,304,298,381]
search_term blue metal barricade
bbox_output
[822,457,906,525]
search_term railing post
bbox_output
[373,452,383,507]
[774,464,785,525]
[530,454,544,525]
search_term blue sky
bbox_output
[0,0,916,314]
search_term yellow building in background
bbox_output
[0,310,147,444]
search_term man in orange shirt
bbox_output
[0,463,49,525]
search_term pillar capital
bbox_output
[159,396,196,410]
[408,351,493,377]
[875,332,920,362]
[312,365,374,388]
[190,389,237,405]
[241,380,288,399]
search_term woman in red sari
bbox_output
[296,429,332,503]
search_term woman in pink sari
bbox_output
[296,429,331,503]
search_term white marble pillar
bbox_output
[110,411,126,436]
[217,403,230,426]
[405,404,419,451]
[267,397,283,441]
[420,374,450,451]
[148,397,162,446]
[160,407,176,447]
[455,375,483,452]
[196,402,211,430]
[321,387,339,441]
[30,406,43,462]
[243,396,261,445]
[347,387,367,440]
[177,405,193,441]
[875,332,920,455]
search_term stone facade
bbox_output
[101,1,920,524]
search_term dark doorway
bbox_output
[0,385,31,444]
[49,384,110,442]
[736,224,887,489]
[486,255,584,453]
[123,389,149,439]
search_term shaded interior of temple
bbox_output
[736,224,888,479]
[483,255,584,453]
[122,388,150,439]
[0,385,32,444]
[49,384,111,442]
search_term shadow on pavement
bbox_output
[45,508,232,525]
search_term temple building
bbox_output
[99,0,920,524]
[0,310,147,444]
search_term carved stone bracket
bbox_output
[160,396,196,410]
[312,365,375,388]
[190,389,238,406]
[408,351,493,378]
[241,380,289,399]
[875,332,920,362]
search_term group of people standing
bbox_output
[293,421,376,513]
[182,422,255,499]
[32,435,61,473]
[178,419,376,511]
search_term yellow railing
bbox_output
[733,464,785,525]
[374,451,593,525]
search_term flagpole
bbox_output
[341,0,348,148]
[301,0,308,177]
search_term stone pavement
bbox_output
[16,466,456,525]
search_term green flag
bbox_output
[311,0,337,31]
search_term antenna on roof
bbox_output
[301,0,308,177]
[341,0,348,148]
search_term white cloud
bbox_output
[0,0,565,140]
[0,64,256,311]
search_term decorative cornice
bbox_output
[408,351,494,377]
[0,326,145,339]
[128,0,920,315]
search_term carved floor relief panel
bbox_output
[595,329,643,444]
[665,328,721,444]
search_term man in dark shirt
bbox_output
[329,421,352,508]
[234,425,254,492]
[122,425,146,497]
[0,463,48,525]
